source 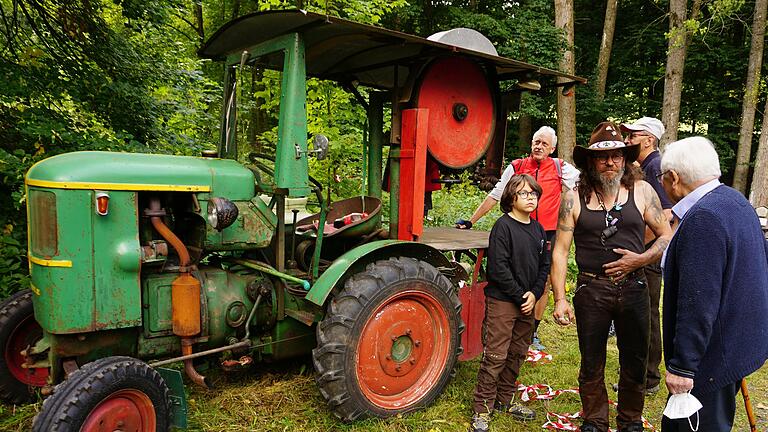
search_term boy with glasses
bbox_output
[469,174,550,432]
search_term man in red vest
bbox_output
[456,126,579,350]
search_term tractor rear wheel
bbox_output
[32,356,171,432]
[313,257,463,421]
[0,289,49,404]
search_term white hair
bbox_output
[660,136,721,185]
[533,126,558,148]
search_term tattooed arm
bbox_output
[603,181,674,277]
[641,180,674,259]
[643,208,673,244]
[552,188,578,325]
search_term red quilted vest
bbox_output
[512,157,564,231]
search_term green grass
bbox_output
[2,300,766,431]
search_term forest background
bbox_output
[3,0,768,296]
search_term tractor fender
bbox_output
[305,240,452,307]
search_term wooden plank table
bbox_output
[418,227,489,250]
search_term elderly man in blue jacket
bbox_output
[659,136,768,431]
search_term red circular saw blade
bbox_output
[415,57,495,169]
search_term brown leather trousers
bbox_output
[573,272,650,431]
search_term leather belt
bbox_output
[580,270,642,282]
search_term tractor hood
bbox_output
[26,151,254,199]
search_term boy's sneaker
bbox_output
[530,334,546,351]
[468,412,491,432]
[580,422,600,432]
[496,401,536,421]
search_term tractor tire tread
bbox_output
[313,257,463,422]
[32,356,171,432]
[0,289,42,404]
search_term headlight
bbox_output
[207,197,238,231]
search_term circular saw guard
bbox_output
[415,57,496,169]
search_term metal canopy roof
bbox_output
[199,10,586,90]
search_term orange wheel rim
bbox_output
[81,389,156,432]
[356,285,451,410]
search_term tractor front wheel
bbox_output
[32,356,171,432]
[0,289,49,404]
[313,257,463,421]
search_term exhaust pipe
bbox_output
[147,197,208,388]
[181,339,209,388]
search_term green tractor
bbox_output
[1,10,584,431]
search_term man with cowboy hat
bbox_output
[550,121,673,432]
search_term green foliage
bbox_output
[0,228,29,300]
[426,174,497,231]
[0,0,221,296]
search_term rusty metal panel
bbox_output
[142,273,174,335]
[29,189,96,333]
[92,190,142,329]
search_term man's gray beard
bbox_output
[589,166,624,196]
[600,168,624,195]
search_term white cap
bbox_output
[621,117,665,140]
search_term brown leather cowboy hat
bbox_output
[573,121,641,170]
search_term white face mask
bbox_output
[663,392,703,431]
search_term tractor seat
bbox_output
[295,196,381,238]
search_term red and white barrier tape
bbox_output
[527,349,553,363]
[542,410,580,430]
[517,383,579,402]
[514,383,656,431]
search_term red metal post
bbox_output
[398,108,428,241]
[459,248,487,361]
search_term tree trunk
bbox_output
[595,0,618,101]
[732,0,768,194]
[660,0,702,147]
[750,98,768,206]
[194,2,204,45]
[555,0,576,164]
[660,0,687,146]
[519,114,532,153]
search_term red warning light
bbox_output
[95,192,110,216]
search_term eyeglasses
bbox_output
[516,190,540,200]
[655,170,670,182]
[594,153,625,164]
